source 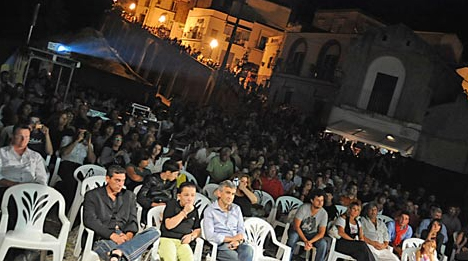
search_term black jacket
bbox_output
[83,186,138,240]
[137,173,177,210]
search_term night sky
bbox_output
[2,0,468,61]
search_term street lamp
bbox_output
[209,39,218,59]
[158,15,166,23]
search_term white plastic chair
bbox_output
[401,246,418,261]
[205,176,211,186]
[377,214,394,224]
[277,222,315,261]
[327,237,357,261]
[48,157,62,187]
[268,196,303,229]
[73,176,107,257]
[134,184,144,231]
[45,155,52,167]
[401,238,447,261]
[182,170,198,186]
[146,205,166,261]
[0,184,70,261]
[254,190,274,210]
[244,217,291,261]
[195,193,211,218]
[402,238,425,250]
[196,219,218,261]
[68,164,107,231]
[76,207,101,261]
[202,183,219,201]
[335,204,348,216]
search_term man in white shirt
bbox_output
[0,124,48,193]
[0,124,48,232]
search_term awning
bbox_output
[326,120,416,156]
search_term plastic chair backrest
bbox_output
[195,193,211,217]
[401,247,418,261]
[134,184,143,195]
[73,164,106,182]
[146,205,166,229]
[81,176,107,195]
[254,190,274,209]
[202,183,219,201]
[182,170,198,186]
[244,217,275,250]
[275,196,303,214]
[335,205,348,216]
[0,184,68,237]
[377,214,394,224]
[402,238,425,250]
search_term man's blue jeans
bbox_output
[286,229,328,261]
[216,242,254,261]
[94,227,160,260]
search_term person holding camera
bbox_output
[27,114,53,159]
[55,124,96,210]
[233,174,257,217]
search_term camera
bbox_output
[233,177,239,187]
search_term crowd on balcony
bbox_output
[1,59,468,261]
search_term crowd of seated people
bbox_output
[1,64,468,261]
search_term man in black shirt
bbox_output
[159,182,201,260]
[27,114,53,159]
[83,165,160,261]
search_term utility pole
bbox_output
[27,3,41,45]
[211,0,246,101]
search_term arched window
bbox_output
[315,39,341,81]
[358,56,406,117]
[285,38,307,75]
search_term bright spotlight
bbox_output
[386,134,395,141]
[47,42,71,55]
[129,3,136,10]
[210,39,219,49]
[159,15,166,23]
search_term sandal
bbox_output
[108,250,122,261]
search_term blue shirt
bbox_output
[387,220,413,245]
[416,218,448,243]
[202,200,246,245]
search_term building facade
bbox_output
[268,9,467,173]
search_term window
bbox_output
[257,36,268,50]
[267,57,273,68]
[224,25,250,46]
[285,38,307,75]
[210,29,218,38]
[316,40,341,81]
[144,0,150,7]
[367,72,398,115]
